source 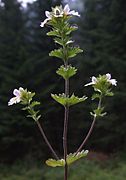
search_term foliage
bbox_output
[46,150,88,167]
[0,0,126,164]
[51,93,87,107]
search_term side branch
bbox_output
[36,120,59,160]
[75,116,96,154]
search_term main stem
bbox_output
[63,62,69,180]
[36,120,59,160]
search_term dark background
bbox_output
[0,0,126,164]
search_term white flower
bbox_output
[64,4,80,17]
[106,73,117,86]
[85,76,97,86]
[40,4,80,28]
[8,87,24,106]
[53,6,64,17]
[40,11,52,27]
[85,73,117,87]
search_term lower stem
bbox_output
[36,120,59,160]
[63,60,69,179]
[63,106,69,180]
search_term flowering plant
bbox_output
[8,4,117,180]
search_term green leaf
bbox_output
[92,93,100,100]
[67,150,89,165]
[46,158,65,167]
[54,37,73,46]
[45,150,88,167]
[106,91,114,97]
[49,48,64,60]
[66,26,78,35]
[30,101,40,107]
[54,37,64,46]
[67,47,83,59]
[47,30,61,37]
[56,65,77,79]
[91,107,107,117]
[51,93,87,107]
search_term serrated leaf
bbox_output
[91,107,107,117]
[56,65,77,79]
[66,26,78,35]
[22,106,29,110]
[67,47,83,59]
[47,30,61,37]
[67,150,89,165]
[54,37,64,46]
[46,150,88,167]
[106,91,114,97]
[30,101,40,107]
[49,48,64,60]
[51,93,87,107]
[54,37,73,46]
[46,158,65,167]
[92,93,100,100]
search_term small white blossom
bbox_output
[53,6,64,17]
[85,76,97,86]
[106,73,117,86]
[64,4,80,17]
[40,4,80,27]
[8,87,24,106]
[85,73,117,87]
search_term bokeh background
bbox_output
[0,0,126,179]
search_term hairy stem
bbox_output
[36,120,59,160]
[63,62,69,180]
[76,96,102,154]
[76,116,96,154]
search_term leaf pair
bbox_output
[51,93,87,107]
[56,65,77,79]
[49,47,83,61]
[46,150,89,167]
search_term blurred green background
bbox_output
[0,0,126,179]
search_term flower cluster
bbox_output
[85,73,117,87]
[40,4,80,27]
[85,73,117,98]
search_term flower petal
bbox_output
[45,11,51,18]
[19,87,24,92]
[40,18,50,27]
[106,73,111,80]
[64,4,70,14]
[85,82,94,86]
[66,40,74,44]
[69,10,80,17]
[13,89,20,97]
[8,97,19,106]
[109,79,117,86]
[92,76,97,84]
